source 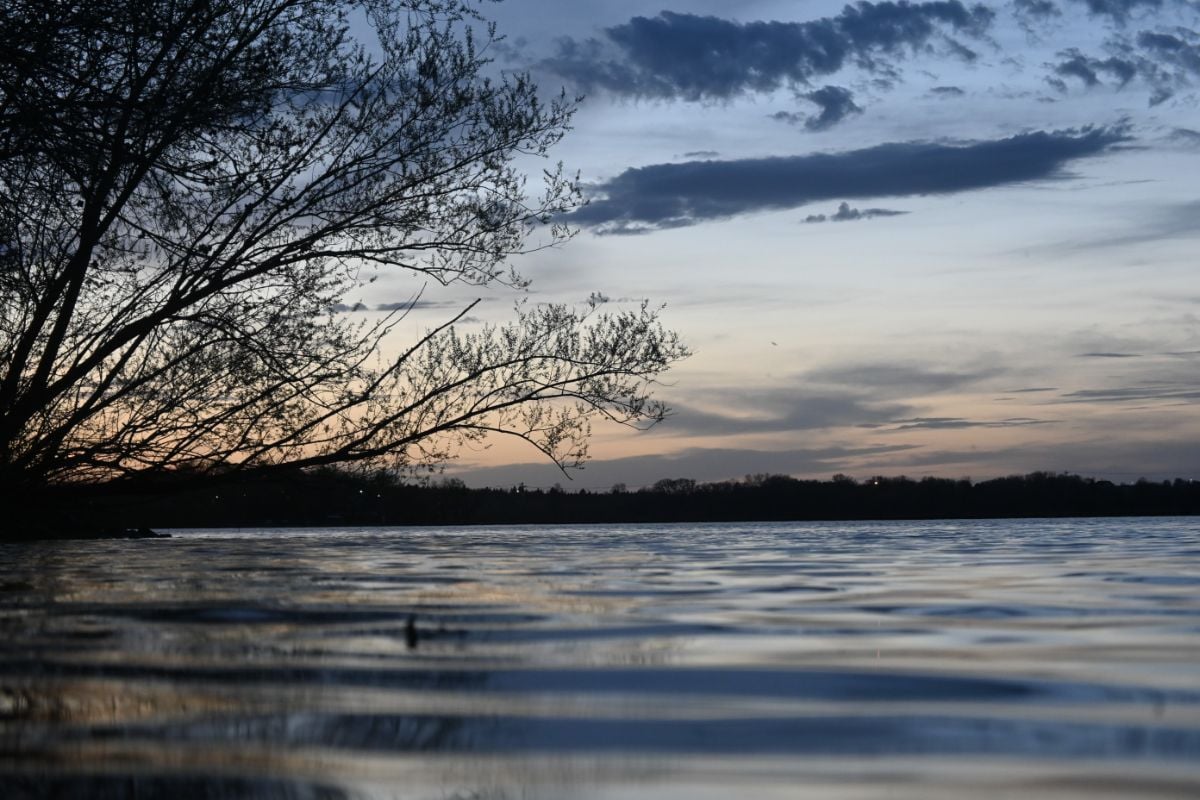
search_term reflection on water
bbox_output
[1,518,1198,798]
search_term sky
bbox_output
[378,0,1200,489]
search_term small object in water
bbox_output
[405,614,418,649]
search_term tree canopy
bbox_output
[0,0,687,490]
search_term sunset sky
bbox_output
[371,0,1200,489]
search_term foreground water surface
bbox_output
[2,517,1199,798]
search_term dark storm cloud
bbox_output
[541,2,994,102]
[572,126,1126,234]
[803,201,908,223]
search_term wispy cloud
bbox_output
[1014,0,1062,21]
[803,201,907,223]
[1136,29,1200,77]
[374,299,468,312]
[868,436,1200,481]
[1060,383,1200,402]
[804,362,1001,397]
[1051,49,1138,87]
[929,85,966,97]
[1040,19,1200,104]
[1050,199,1200,250]
[333,298,475,314]
[872,416,1055,431]
[1170,127,1200,146]
[1073,0,1165,24]
[450,444,921,489]
[663,393,913,436]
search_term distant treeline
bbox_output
[25,470,1200,533]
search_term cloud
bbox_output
[770,111,808,125]
[772,86,864,130]
[682,150,720,159]
[541,3,994,102]
[374,299,466,312]
[1077,351,1141,357]
[1149,86,1175,106]
[929,85,966,96]
[803,86,864,130]
[1038,25,1200,103]
[1059,383,1200,402]
[875,416,1055,430]
[804,362,1000,396]
[863,437,1200,481]
[1014,0,1062,19]
[571,126,1127,234]
[656,363,1003,439]
[1052,49,1138,87]
[449,444,921,490]
[452,433,1200,489]
[1056,199,1200,250]
[804,201,908,223]
[334,298,476,314]
[1136,30,1200,77]
[1072,0,1164,23]
[663,393,914,437]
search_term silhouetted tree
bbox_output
[647,477,697,495]
[0,0,686,493]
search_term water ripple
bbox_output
[1,517,1198,798]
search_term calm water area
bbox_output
[2,517,1199,798]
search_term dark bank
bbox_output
[8,469,1199,539]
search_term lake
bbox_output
[2,517,1199,798]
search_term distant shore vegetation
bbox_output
[11,470,1199,539]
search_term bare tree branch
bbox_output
[0,0,687,490]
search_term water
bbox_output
[1,517,1198,798]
